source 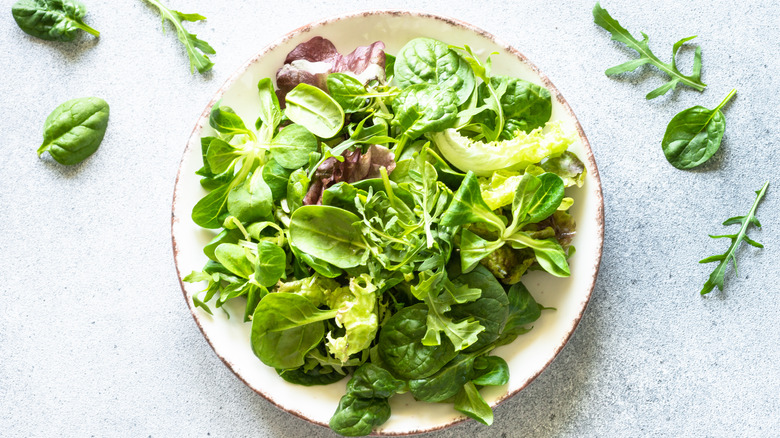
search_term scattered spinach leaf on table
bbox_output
[37,97,109,165]
[142,0,215,74]
[593,2,706,99]
[12,0,99,41]
[662,89,736,169]
[699,181,769,295]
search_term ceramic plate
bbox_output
[172,10,604,435]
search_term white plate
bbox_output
[171,10,604,435]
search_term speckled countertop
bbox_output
[1,1,778,437]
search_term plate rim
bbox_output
[170,8,605,436]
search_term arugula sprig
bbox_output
[593,2,706,99]
[142,0,215,74]
[700,182,769,295]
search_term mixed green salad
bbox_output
[184,36,586,436]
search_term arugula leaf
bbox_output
[593,2,706,99]
[12,0,99,41]
[699,182,769,295]
[142,0,215,74]
[662,89,736,169]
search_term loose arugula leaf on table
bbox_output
[142,0,215,74]
[12,0,99,41]
[593,2,706,99]
[699,182,769,295]
[37,97,109,165]
[662,89,736,169]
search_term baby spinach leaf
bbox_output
[289,206,368,269]
[191,182,230,228]
[227,171,272,224]
[449,266,509,353]
[500,282,544,343]
[478,76,552,136]
[454,382,493,426]
[409,353,476,403]
[142,0,215,74]
[326,73,369,113]
[214,243,254,279]
[254,241,286,287]
[394,37,476,105]
[662,89,736,169]
[277,364,346,386]
[285,83,345,139]
[12,0,99,41]
[329,394,391,437]
[346,364,405,399]
[700,181,768,295]
[391,84,458,141]
[378,304,457,380]
[269,124,318,169]
[37,97,109,165]
[440,172,506,233]
[250,293,338,369]
[471,356,509,386]
[593,2,706,99]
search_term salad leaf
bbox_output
[250,293,339,369]
[142,0,215,74]
[662,89,736,169]
[346,363,405,399]
[700,182,768,295]
[285,83,345,139]
[12,0,99,41]
[329,394,391,437]
[454,382,493,426]
[409,353,476,403]
[392,84,459,142]
[289,205,369,269]
[593,2,705,99]
[324,275,379,363]
[37,97,109,165]
[471,356,509,386]
[431,120,577,176]
[394,37,476,105]
[276,37,386,101]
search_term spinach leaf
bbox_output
[700,181,768,295]
[269,124,318,169]
[346,363,405,399]
[142,0,215,74]
[329,394,391,437]
[289,206,368,269]
[250,293,338,369]
[12,0,99,41]
[326,73,370,113]
[394,37,476,105]
[391,84,458,142]
[593,2,706,99]
[449,266,509,352]
[36,97,109,165]
[454,382,493,426]
[500,282,544,343]
[471,356,509,386]
[214,243,254,279]
[227,171,273,224]
[285,83,345,139]
[409,353,475,403]
[378,304,457,380]
[478,76,552,136]
[277,365,346,386]
[254,241,286,287]
[662,89,736,169]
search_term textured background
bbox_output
[1,0,778,437]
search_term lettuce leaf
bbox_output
[323,274,379,363]
[430,120,577,176]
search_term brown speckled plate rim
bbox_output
[171,9,604,436]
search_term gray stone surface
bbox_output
[1,0,778,437]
